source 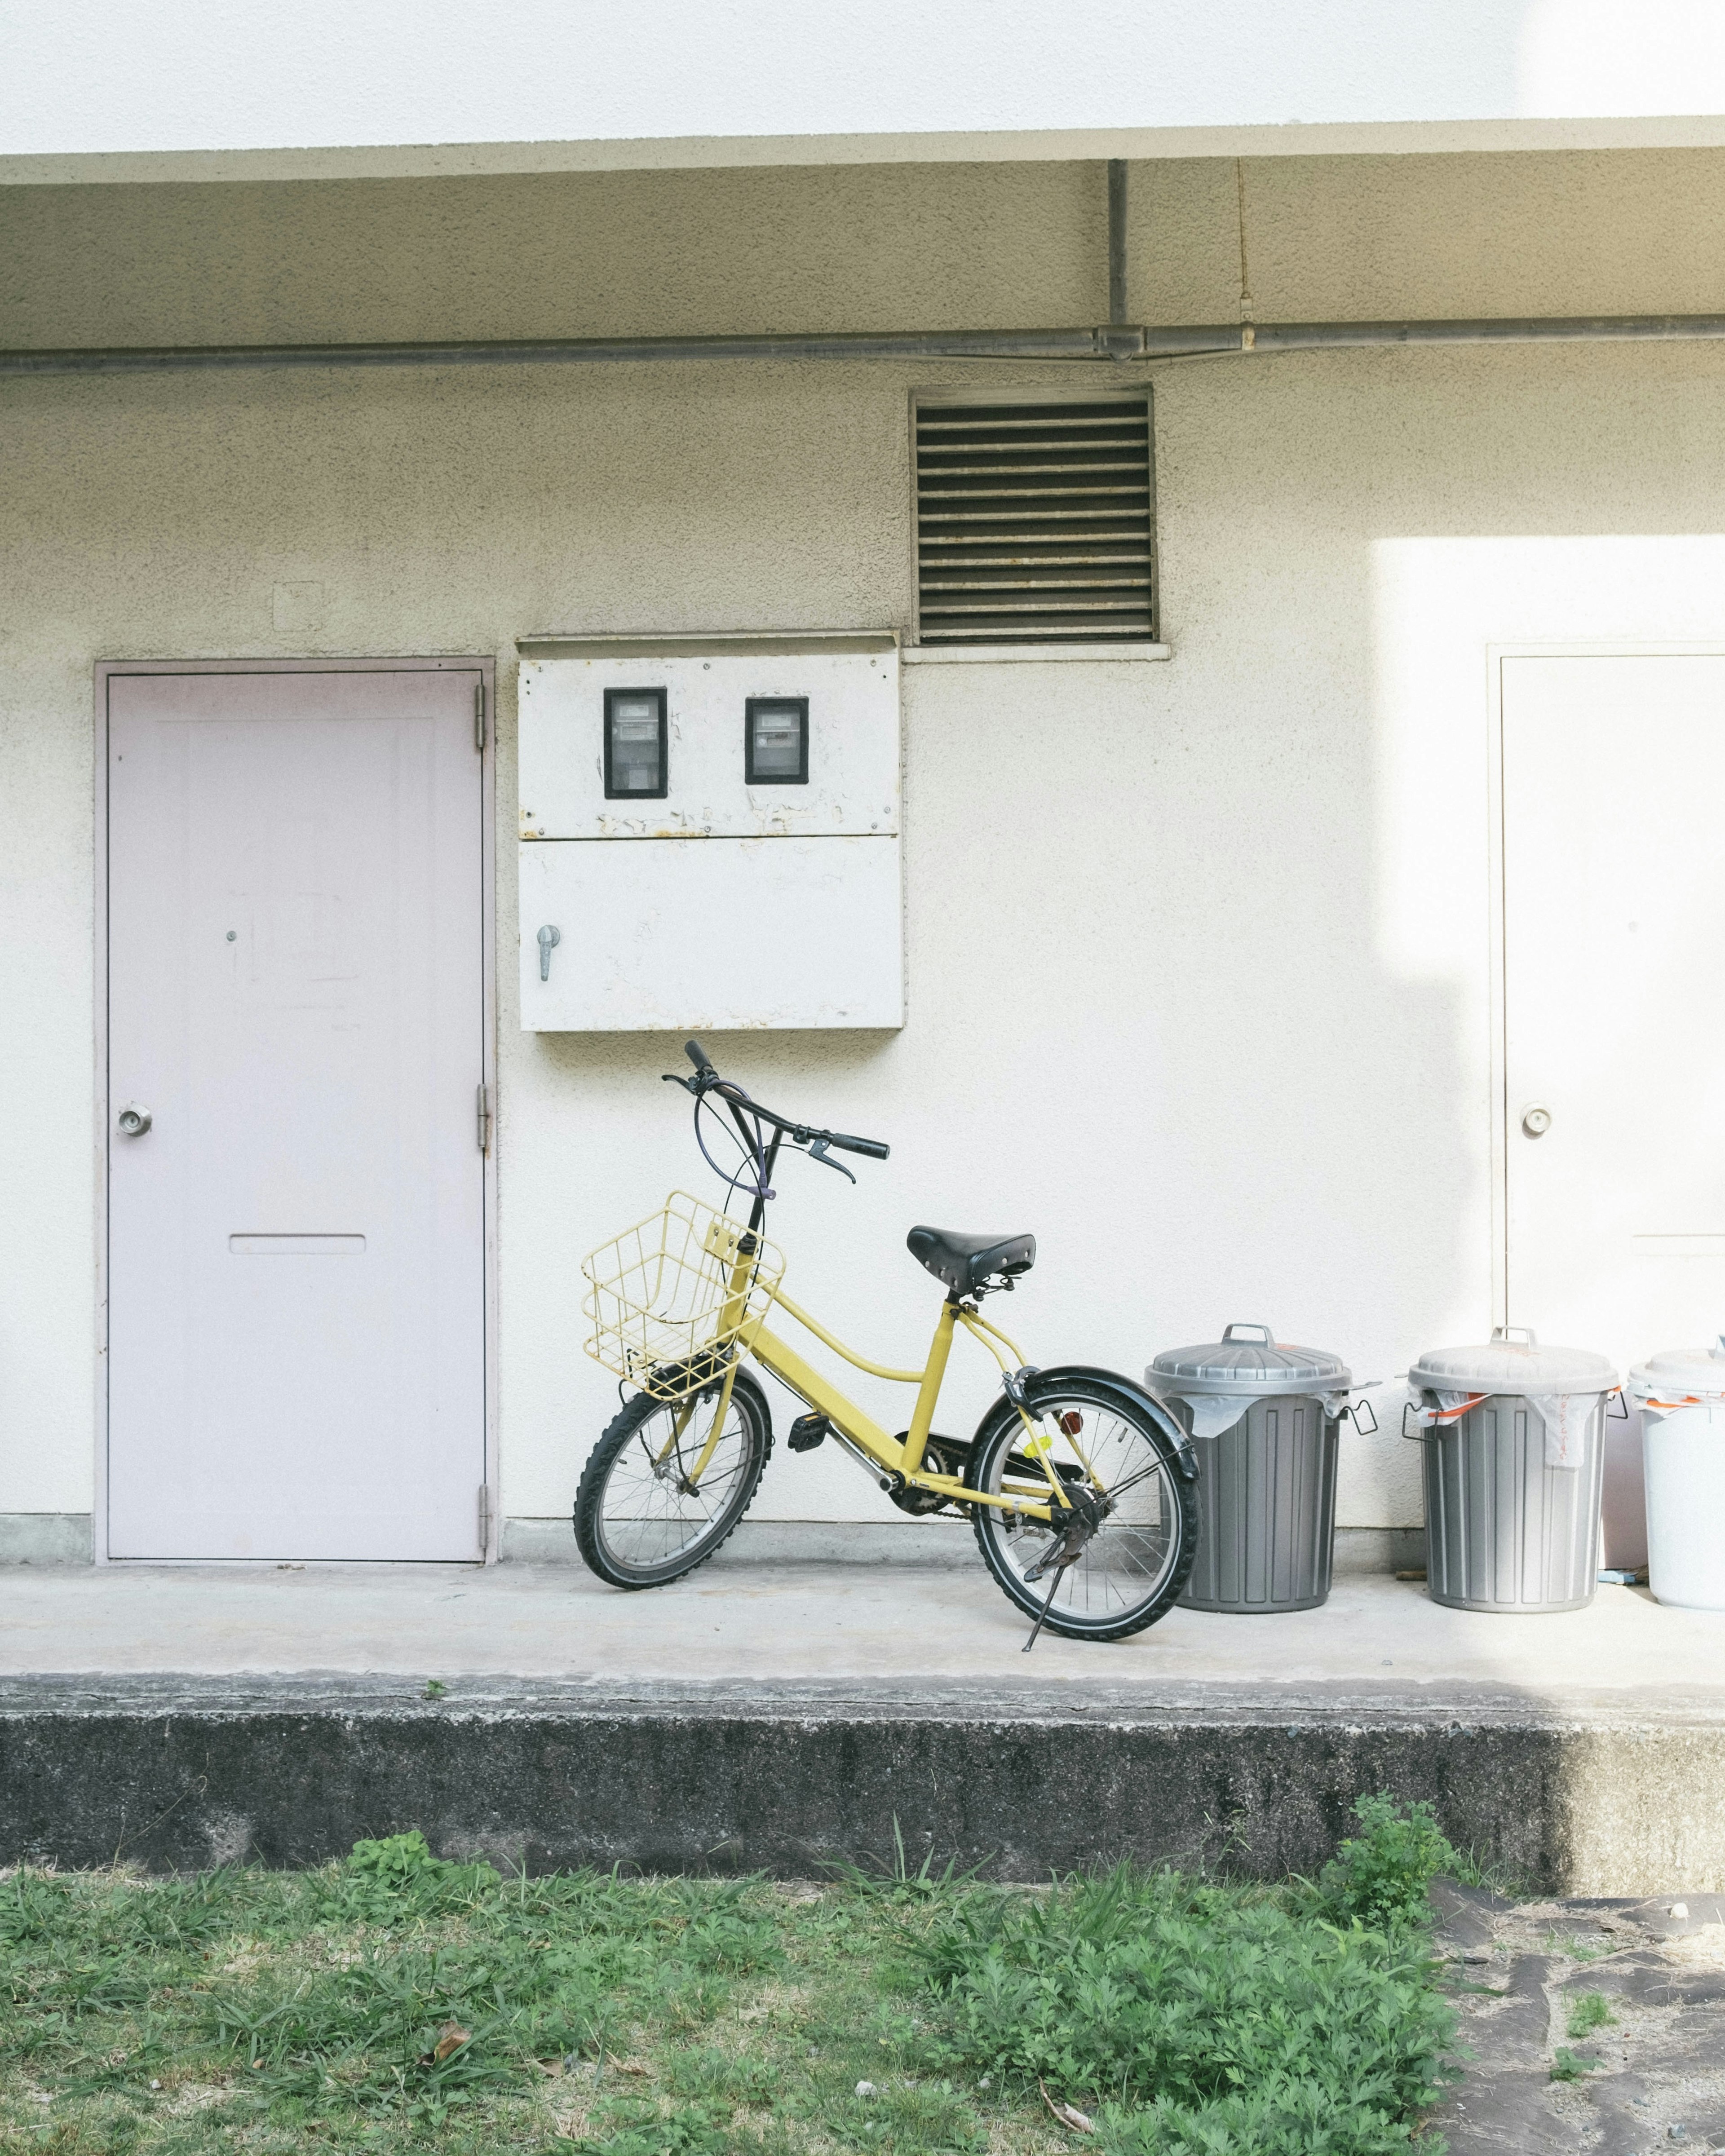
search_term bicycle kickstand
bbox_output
[1021,1485,1105,1652]
[1022,1559,1071,1654]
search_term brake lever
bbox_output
[804,1137,857,1184]
[662,1074,701,1095]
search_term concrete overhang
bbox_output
[13,115,1725,188]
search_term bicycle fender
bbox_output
[729,1364,774,1445]
[972,1364,1198,1484]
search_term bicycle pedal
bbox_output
[787,1413,832,1453]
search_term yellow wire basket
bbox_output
[581,1191,785,1401]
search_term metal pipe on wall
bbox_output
[0,327,1160,376]
[1107,160,1128,329]
[11,314,1725,378]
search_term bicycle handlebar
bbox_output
[822,1130,891,1161]
[680,1038,890,1162]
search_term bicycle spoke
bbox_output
[593,1389,760,1573]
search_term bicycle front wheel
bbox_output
[574,1370,772,1588]
[971,1374,1195,1640]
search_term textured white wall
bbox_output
[8,155,1725,1529]
[9,0,1725,176]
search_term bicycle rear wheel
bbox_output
[574,1370,772,1588]
[970,1374,1195,1639]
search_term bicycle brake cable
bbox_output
[692,1078,772,1206]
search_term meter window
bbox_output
[604,688,668,799]
[745,697,809,785]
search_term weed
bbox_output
[1317,1794,1470,1929]
[823,1817,991,1904]
[319,1829,500,1926]
[1566,1991,1615,2038]
[919,1864,1457,2154]
[1554,1933,1609,1963]
[1550,2047,1599,2081]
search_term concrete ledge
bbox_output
[0,1517,1424,1572]
[3,1673,1722,1893]
[501,1518,1425,1571]
[0,1514,92,1564]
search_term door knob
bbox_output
[536,924,561,981]
[116,1104,153,1137]
[1521,1104,1552,1138]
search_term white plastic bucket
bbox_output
[1644,1411,1725,1608]
[1630,1343,1725,1611]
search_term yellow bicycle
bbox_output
[574,1043,1199,1644]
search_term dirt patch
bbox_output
[1428,1883,1725,2150]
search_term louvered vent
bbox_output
[915,397,1154,646]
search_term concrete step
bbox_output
[4,1670,1724,1892]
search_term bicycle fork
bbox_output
[652,1356,741,1493]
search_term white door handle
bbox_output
[537,924,561,981]
[1522,1103,1552,1138]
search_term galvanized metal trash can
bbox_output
[1406,1328,1615,1613]
[1146,1323,1362,1613]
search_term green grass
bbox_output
[1565,1991,1615,2040]
[0,1802,1460,2156]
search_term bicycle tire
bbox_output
[574,1370,773,1589]
[970,1372,1196,1640]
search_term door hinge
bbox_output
[474,679,487,751]
[478,1483,494,1555]
[477,1082,491,1153]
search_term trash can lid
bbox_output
[1629,1340,1725,1400]
[1410,1330,1615,1395]
[1147,1322,1350,1396]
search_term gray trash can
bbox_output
[1146,1323,1362,1613]
[1406,1328,1615,1613]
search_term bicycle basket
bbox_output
[581,1192,785,1401]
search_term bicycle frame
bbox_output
[667,1226,1069,1523]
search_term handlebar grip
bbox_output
[685,1038,717,1077]
[824,1131,890,1160]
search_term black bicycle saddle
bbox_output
[906,1226,1037,1299]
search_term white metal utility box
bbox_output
[517,633,903,1031]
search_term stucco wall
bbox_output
[8,151,1725,1533]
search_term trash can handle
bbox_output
[1491,1324,1539,1346]
[1222,1322,1276,1343]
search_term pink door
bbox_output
[106,667,488,1560]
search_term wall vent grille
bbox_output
[914,397,1154,645]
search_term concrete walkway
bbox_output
[4,1561,1724,1710]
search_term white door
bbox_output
[106,667,488,1560]
[1503,654,1725,1556]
